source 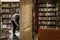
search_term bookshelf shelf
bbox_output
[1,2,20,29]
[38,2,58,28]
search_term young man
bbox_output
[11,14,19,37]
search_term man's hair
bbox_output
[15,15,19,20]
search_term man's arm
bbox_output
[13,20,19,27]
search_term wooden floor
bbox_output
[13,38,19,40]
[0,38,19,40]
[34,34,38,40]
[0,38,6,40]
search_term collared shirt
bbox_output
[11,14,19,21]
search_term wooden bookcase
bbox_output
[38,3,56,28]
[2,2,20,29]
[0,1,1,27]
[0,2,20,39]
[37,1,60,29]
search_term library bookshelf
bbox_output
[0,2,20,39]
[37,0,60,29]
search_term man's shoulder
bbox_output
[12,14,19,17]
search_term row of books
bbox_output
[39,8,56,11]
[39,13,56,16]
[2,14,12,18]
[39,26,56,28]
[2,8,19,13]
[13,3,20,7]
[2,19,11,23]
[39,17,56,20]
[38,4,56,7]
[38,21,56,25]
[2,3,19,8]
[2,24,12,28]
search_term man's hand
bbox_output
[17,25,19,27]
[13,20,19,27]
